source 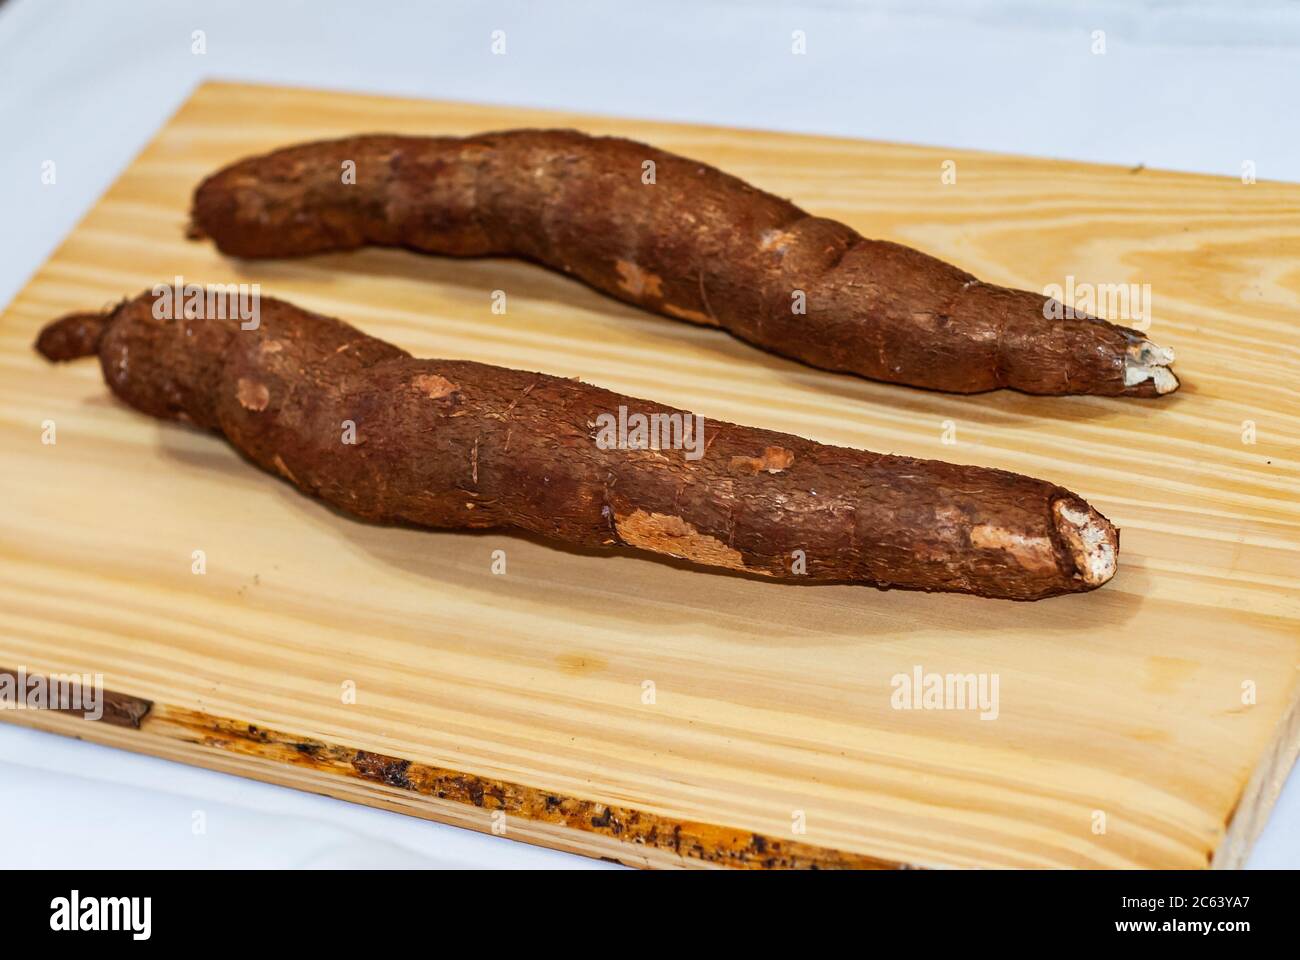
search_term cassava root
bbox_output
[190,130,1178,397]
[37,289,1119,600]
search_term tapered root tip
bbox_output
[1124,338,1179,395]
[1052,499,1118,588]
[35,310,112,363]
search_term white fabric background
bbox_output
[1,0,1295,868]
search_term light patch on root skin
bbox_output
[663,303,719,327]
[236,377,269,411]
[1123,338,1179,394]
[1052,500,1118,587]
[969,524,1059,573]
[271,454,297,484]
[615,260,664,300]
[412,373,458,400]
[759,229,796,254]
[615,509,756,572]
[729,446,796,475]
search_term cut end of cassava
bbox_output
[1123,337,1179,395]
[1052,499,1118,588]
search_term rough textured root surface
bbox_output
[190,131,1178,397]
[35,310,113,362]
[37,291,1120,600]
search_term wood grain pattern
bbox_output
[1,81,1297,869]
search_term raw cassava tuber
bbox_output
[37,289,1119,600]
[189,130,1178,397]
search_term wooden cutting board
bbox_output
[2,80,1297,869]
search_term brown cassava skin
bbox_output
[190,131,1167,397]
[37,290,1117,600]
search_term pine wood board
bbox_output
[1,80,1298,869]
